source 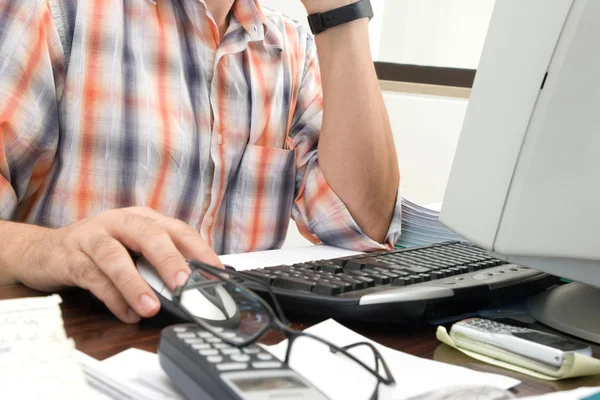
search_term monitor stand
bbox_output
[525,282,600,344]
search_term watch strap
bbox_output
[307,0,374,35]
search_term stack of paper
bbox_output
[0,295,92,398]
[79,319,521,400]
[396,198,463,248]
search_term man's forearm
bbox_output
[305,1,399,243]
[0,221,50,286]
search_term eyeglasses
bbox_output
[172,260,396,400]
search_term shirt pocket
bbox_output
[231,144,296,253]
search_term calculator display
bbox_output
[232,375,308,393]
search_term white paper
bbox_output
[219,244,363,271]
[0,295,92,398]
[263,319,520,400]
[100,348,183,399]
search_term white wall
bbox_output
[378,0,496,68]
[283,92,468,248]
[384,92,466,204]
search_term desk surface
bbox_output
[2,284,599,397]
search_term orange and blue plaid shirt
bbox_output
[0,0,401,254]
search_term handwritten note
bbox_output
[0,295,91,398]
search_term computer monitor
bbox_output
[439,0,600,344]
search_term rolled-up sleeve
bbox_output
[0,0,63,220]
[289,34,402,252]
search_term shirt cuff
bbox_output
[307,170,402,252]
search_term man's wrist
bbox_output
[302,0,355,15]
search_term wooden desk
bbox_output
[2,284,599,397]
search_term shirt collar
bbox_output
[150,0,283,51]
[231,0,283,51]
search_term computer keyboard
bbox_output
[237,242,559,322]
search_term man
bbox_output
[0,0,400,323]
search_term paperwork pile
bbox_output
[0,295,91,398]
[396,198,463,248]
[80,319,521,400]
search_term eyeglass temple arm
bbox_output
[186,260,291,326]
[289,332,395,385]
[336,341,395,385]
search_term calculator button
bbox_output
[221,348,241,355]
[173,327,187,333]
[176,332,197,339]
[230,354,251,362]
[222,332,237,339]
[212,327,224,333]
[198,332,213,338]
[207,356,223,363]
[184,338,205,345]
[214,343,232,350]
[192,344,211,350]
[216,363,248,371]
[200,349,219,356]
[206,337,222,343]
[242,347,261,355]
[252,361,282,369]
[257,353,273,361]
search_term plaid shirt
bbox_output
[0,0,401,254]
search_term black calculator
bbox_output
[158,324,329,400]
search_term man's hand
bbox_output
[7,207,222,324]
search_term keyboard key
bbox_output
[362,270,392,285]
[343,259,367,270]
[272,276,316,292]
[314,281,343,295]
[345,269,370,277]
[385,270,408,278]
[352,275,375,288]
[430,271,445,280]
[241,271,277,285]
[330,256,360,267]
[311,261,343,274]
[360,257,401,271]
[399,265,431,274]
[324,278,352,293]
[338,275,367,290]
[207,356,223,363]
[419,273,431,282]
[391,277,412,286]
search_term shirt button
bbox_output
[206,216,214,227]
[217,134,223,146]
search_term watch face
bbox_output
[512,331,589,352]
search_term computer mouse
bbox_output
[137,257,240,328]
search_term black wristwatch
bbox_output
[307,0,374,35]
